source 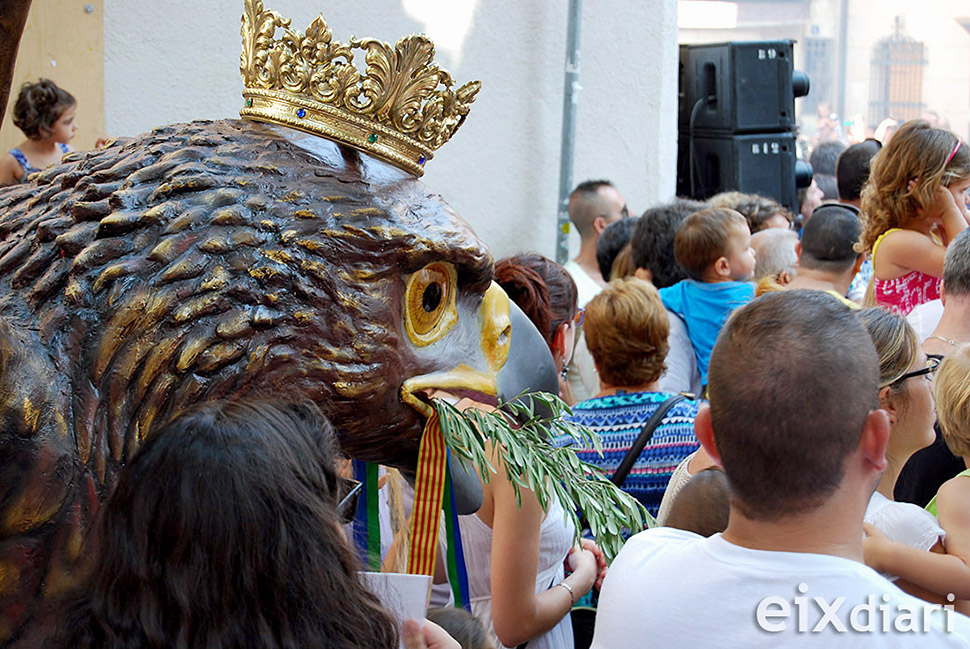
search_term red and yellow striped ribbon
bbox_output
[407,410,448,576]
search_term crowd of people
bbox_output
[5,76,970,648]
[510,116,970,647]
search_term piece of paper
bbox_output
[359,571,432,648]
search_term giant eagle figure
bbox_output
[0,1,558,646]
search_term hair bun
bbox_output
[494,259,552,344]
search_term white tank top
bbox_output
[458,497,576,649]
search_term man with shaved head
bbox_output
[592,291,970,646]
[565,180,629,305]
[563,180,629,402]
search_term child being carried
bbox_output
[659,207,757,387]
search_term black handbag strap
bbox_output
[610,394,686,487]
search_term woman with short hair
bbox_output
[554,277,700,519]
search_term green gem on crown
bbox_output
[368,134,378,144]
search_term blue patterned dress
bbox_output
[8,143,70,181]
[555,391,700,518]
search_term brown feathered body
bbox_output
[0,119,495,646]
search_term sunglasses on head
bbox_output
[336,477,363,524]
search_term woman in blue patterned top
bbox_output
[555,277,700,518]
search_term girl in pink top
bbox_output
[859,120,970,315]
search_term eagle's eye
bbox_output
[422,283,442,313]
[404,262,458,346]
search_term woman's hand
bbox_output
[402,620,460,649]
[862,522,891,573]
[947,183,970,226]
[925,185,967,244]
[579,538,608,589]
[565,543,598,596]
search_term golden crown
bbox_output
[239,0,481,176]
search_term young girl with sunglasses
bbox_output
[859,120,970,315]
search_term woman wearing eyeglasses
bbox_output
[859,313,970,614]
[51,401,456,649]
[857,308,941,544]
[854,309,955,603]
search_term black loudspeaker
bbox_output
[683,41,810,134]
[678,44,691,133]
[689,133,799,208]
[678,40,812,211]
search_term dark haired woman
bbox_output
[53,401,403,649]
[494,253,578,403]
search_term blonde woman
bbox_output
[855,309,943,564]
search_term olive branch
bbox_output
[431,392,652,560]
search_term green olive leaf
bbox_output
[431,391,650,561]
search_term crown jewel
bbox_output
[239,0,481,176]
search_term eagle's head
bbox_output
[0,118,555,479]
[254,123,558,468]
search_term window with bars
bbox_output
[803,37,834,115]
[868,17,926,126]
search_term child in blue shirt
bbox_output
[659,208,756,384]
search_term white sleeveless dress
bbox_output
[458,498,575,649]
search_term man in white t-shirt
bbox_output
[592,290,970,647]
[563,180,629,306]
[562,180,628,402]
